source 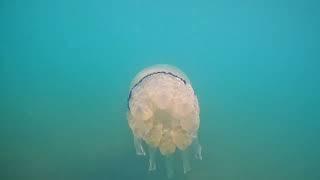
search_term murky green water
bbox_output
[1,0,319,179]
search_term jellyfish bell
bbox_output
[127,64,202,177]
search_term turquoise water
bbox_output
[1,0,320,179]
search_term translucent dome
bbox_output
[127,64,202,177]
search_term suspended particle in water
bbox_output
[127,64,202,178]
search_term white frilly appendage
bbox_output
[148,146,157,171]
[165,155,174,178]
[165,137,202,178]
[134,136,145,156]
[133,136,202,178]
[181,149,191,174]
[192,136,202,160]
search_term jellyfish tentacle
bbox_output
[181,149,191,173]
[134,136,145,156]
[192,137,202,160]
[165,155,175,178]
[148,146,157,171]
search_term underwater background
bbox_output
[1,0,319,179]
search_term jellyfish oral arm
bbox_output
[134,136,146,156]
[192,137,202,160]
[148,146,157,171]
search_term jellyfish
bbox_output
[127,64,202,178]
